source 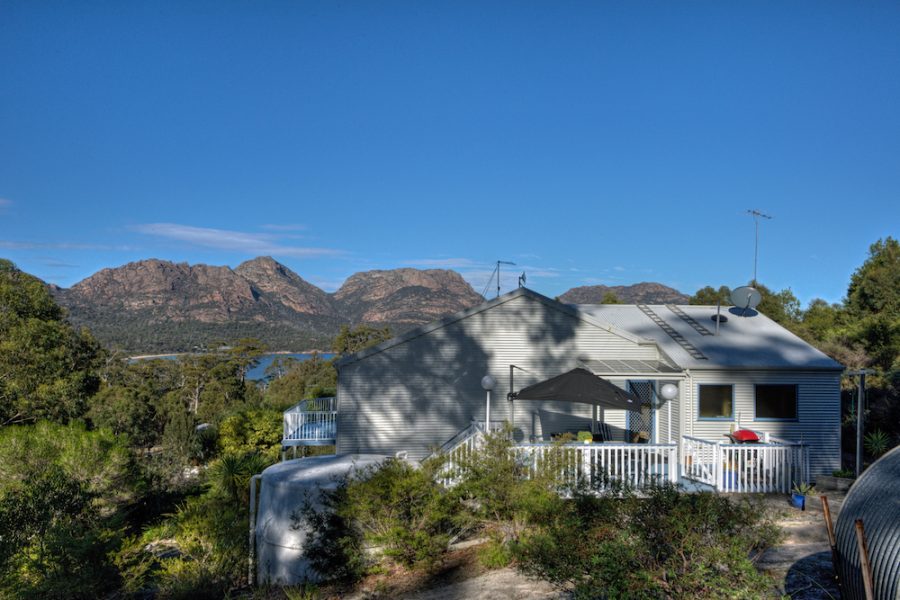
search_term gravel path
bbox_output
[758,492,845,599]
[396,568,564,600]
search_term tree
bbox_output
[0,259,103,424]
[847,237,900,317]
[264,353,336,409]
[689,286,732,306]
[87,385,156,448]
[331,324,393,356]
[755,284,801,325]
[601,291,622,304]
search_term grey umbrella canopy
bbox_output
[510,367,641,410]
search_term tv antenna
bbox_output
[518,272,527,288]
[482,260,516,298]
[747,209,772,285]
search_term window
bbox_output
[698,384,733,419]
[755,384,798,420]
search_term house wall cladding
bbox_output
[685,369,841,477]
[337,294,661,460]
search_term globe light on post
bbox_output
[481,374,497,432]
[659,383,678,443]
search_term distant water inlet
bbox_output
[129,353,335,381]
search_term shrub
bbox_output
[298,456,464,580]
[576,431,593,442]
[455,430,571,543]
[864,428,891,457]
[217,407,283,462]
[515,484,780,599]
[0,465,120,599]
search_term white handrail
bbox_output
[283,409,337,443]
[681,435,808,492]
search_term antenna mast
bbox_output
[747,209,772,285]
[483,260,516,298]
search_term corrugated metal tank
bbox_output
[253,454,389,585]
[834,445,900,600]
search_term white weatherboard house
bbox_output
[282,288,843,493]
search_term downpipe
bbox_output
[248,474,262,586]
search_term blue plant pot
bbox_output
[790,493,806,510]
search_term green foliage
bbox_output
[847,237,900,317]
[600,291,622,304]
[832,468,856,478]
[0,465,120,599]
[154,493,248,599]
[264,352,336,409]
[689,285,732,305]
[331,324,393,356]
[299,457,464,578]
[0,421,135,508]
[754,283,802,326]
[791,482,817,495]
[88,384,156,448]
[576,431,593,442]
[217,407,284,461]
[863,429,891,457]
[0,259,103,425]
[514,484,780,599]
[455,431,564,543]
[207,451,270,504]
[477,538,515,568]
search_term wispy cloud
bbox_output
[0,198,12,208]
[39,258,80,269]
[133,223,342,257]
[405,257,478,268]
[0,240,133,251]
[260,223,307,232]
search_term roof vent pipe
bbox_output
[716,301,721,335]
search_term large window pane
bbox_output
[755,384,798,420]
[698,385,733,419]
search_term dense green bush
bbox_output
[298,456,464,579]
[515,483,780,599]
[0,465,120,599]
[218,407,284,461]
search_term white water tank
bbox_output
[253,454,389,585]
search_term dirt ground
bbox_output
[758,491,845,599]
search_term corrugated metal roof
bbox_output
[581,358,682,375]
[573,304,843,371]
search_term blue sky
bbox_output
[1,1,898,305]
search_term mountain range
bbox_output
[49,257,688,353]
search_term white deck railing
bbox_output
[516,442,679,490]
[437,428,677,490]
[682,435,809,493]
[282,397,337,445]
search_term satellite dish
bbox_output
[730,286,761,316]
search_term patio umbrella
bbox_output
[510,367,641,410]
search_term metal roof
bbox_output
[580,358,682,375]
[573,304,843,371]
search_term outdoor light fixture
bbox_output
[659,383,678,443]
[659,383,678,401]
[481,374,497,431]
